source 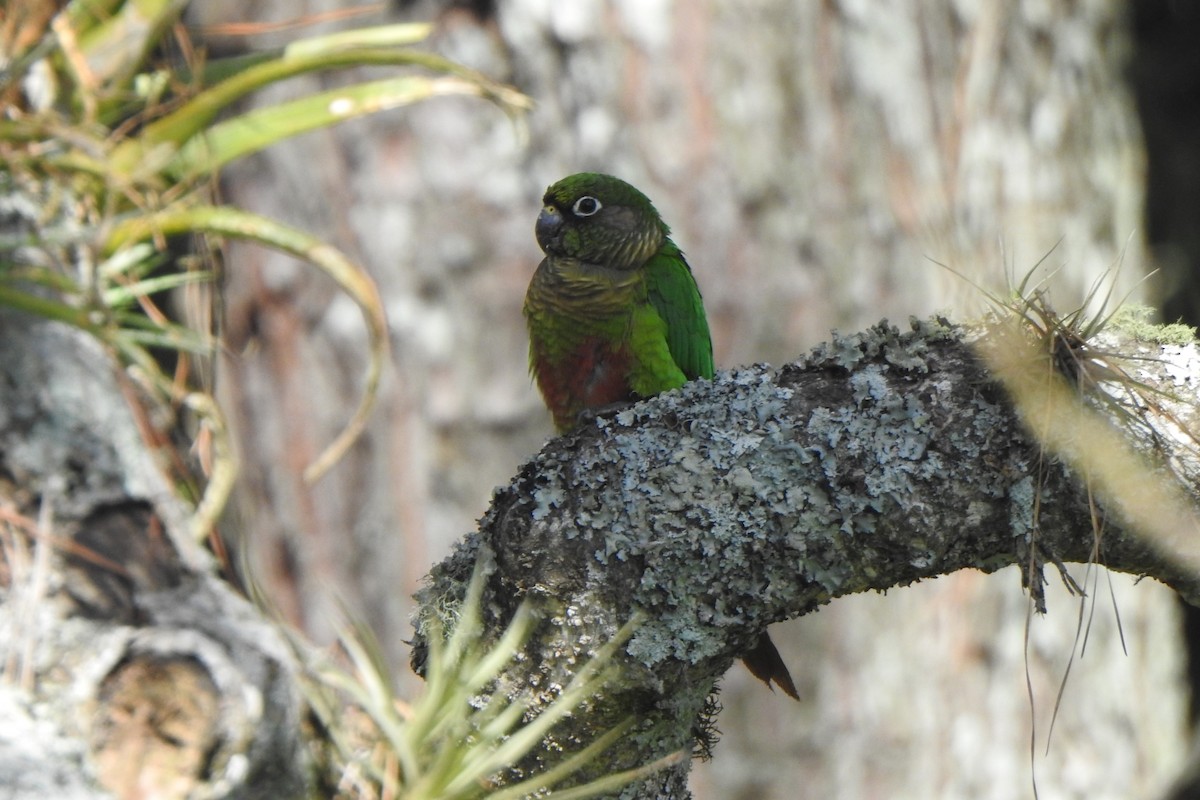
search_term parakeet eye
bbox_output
[572,196,602,217]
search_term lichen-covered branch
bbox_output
[415,318,1200,799]
[5,304,1196,799]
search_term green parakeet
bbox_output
[523,172,798,700]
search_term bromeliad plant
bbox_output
[301,561,681,800]
[0,2,529,537]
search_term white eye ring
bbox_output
[572,196,602,216]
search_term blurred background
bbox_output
[186,1,1200,797]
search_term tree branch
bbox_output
[415,318,1200,798]
[5,306,1195,799]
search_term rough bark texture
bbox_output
[0,300,1194,796]
[412,318,1200,798]
[0,310,313,800]
[1,1,1189,798]
[201,0,1149,657]
[189,0,1182,798]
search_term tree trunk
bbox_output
[0,311,314,799]
[195,0,1181,797]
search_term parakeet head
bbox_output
[535,173,669,271]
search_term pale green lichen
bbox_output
[1008,475,1036,543]
[1109,304,1197,345]
[416,317,1057,796]
[561,321,990,681]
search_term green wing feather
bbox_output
[644,242,714,382]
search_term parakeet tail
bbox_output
[742,631,799,700]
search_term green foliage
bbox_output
[0,7,660,796]
[0,2,528,515]
[303,562,678,799]
[1109,305,1197,345]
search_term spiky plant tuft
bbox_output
[298,560,682,799]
